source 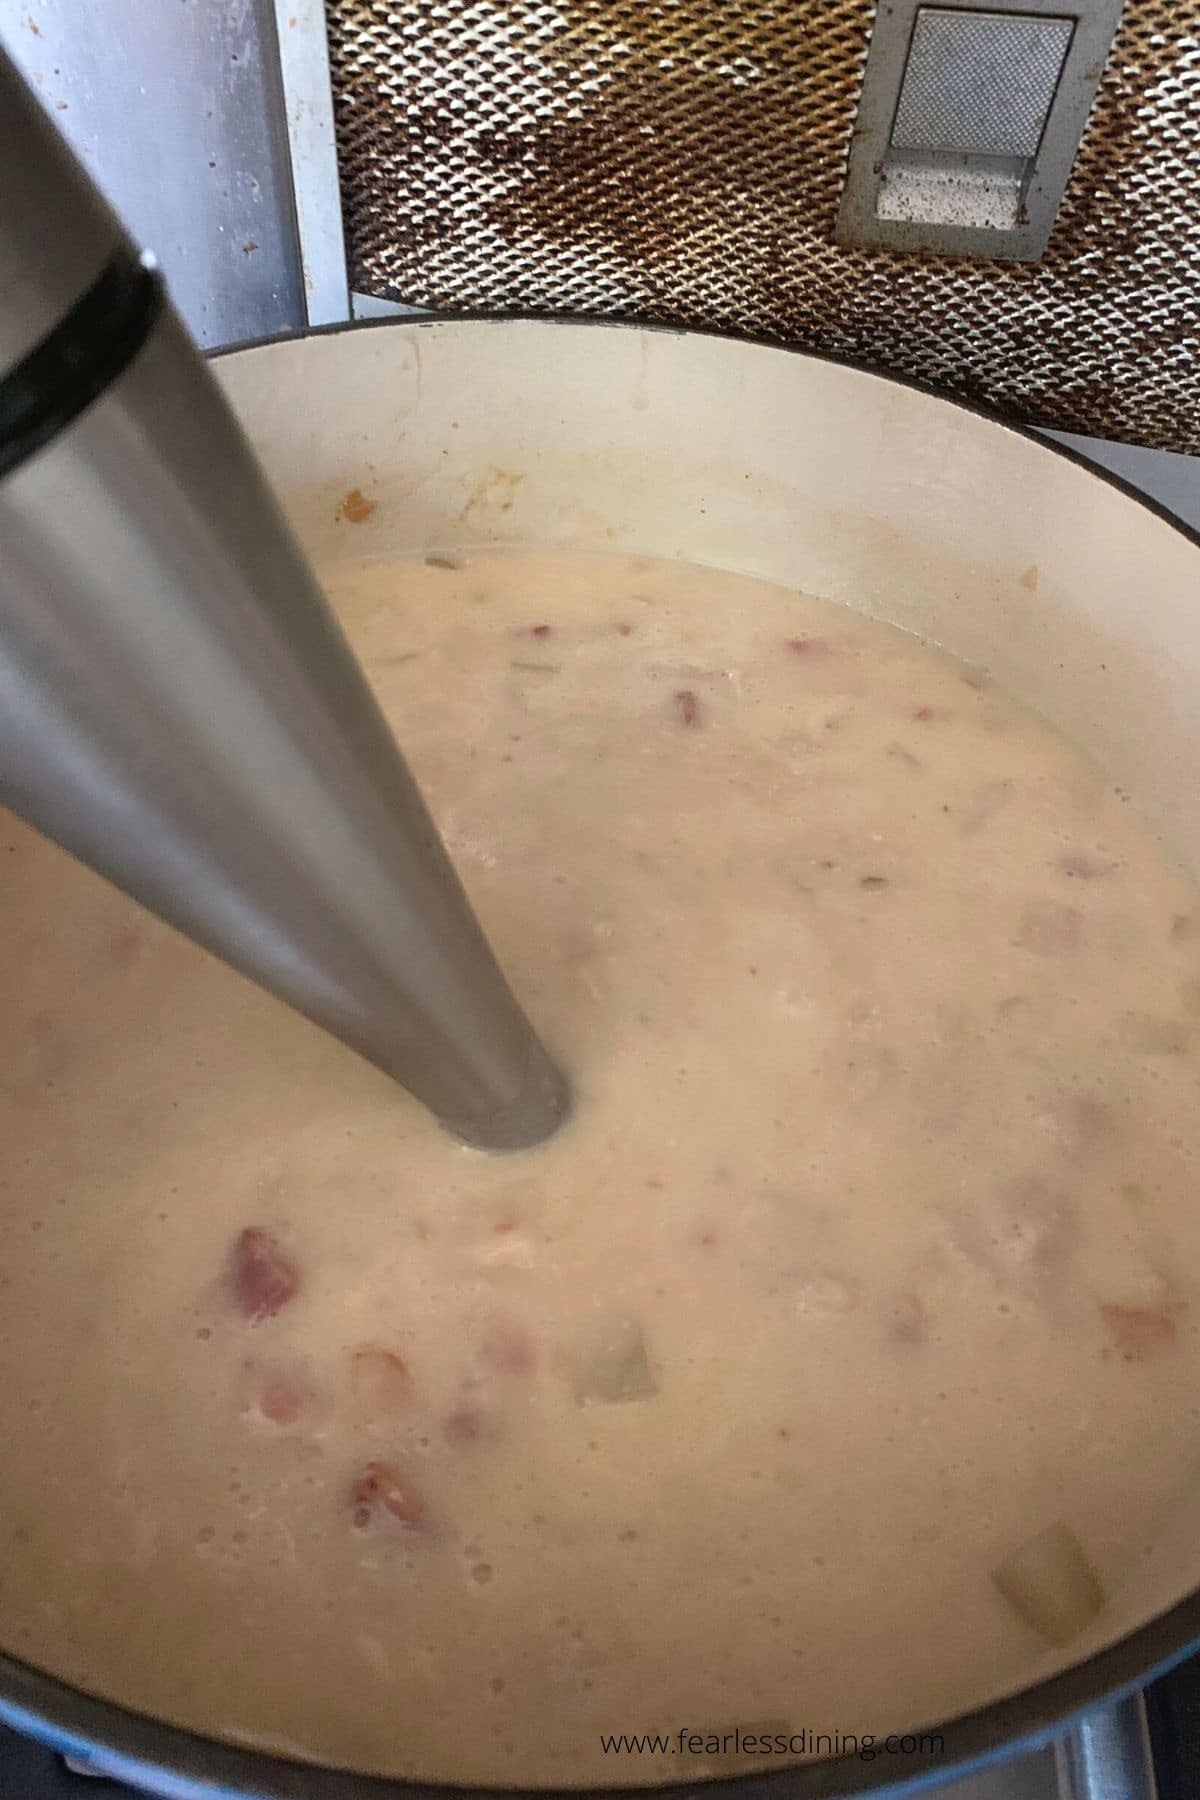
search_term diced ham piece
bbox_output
[479,1319,537,1376]
[887,1291,927,1346]
[350,1460,427,1531]
[258,1370,309,1425]
[444,1408,485,1446]
[674,689,701,728]
[1058,850,1116,879]
[228,1228,298,1324]
[1099,1303,1180,1363]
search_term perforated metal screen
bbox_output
[889,11,1072,158]
[328,1,1200,452]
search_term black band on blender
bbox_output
[0,249,163,483]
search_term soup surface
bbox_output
[2,550,1200,1785]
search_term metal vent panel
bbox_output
[329,0,1200,452]
[890,10,1073,157]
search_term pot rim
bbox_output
[4,310,1198,1799]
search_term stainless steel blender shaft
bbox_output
[0,49,568,1150]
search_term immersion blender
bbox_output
[0,46,568,1151]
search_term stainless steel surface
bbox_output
[1055,1694,1159,1800]
[273,0,351,328]
[0,0,304,350]
[838,0,1123,260]
[0,284,565,1146]
[942,1741,1063,1800]
[0,44,124,368]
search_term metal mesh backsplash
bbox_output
[328,1,1200,452]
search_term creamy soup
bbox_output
[2,550,1200,1786]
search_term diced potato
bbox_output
[991,1521,1104,1644]
[568,1315,657,1405]
[349,1346,414,1419]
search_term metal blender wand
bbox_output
[0,48,568,1151]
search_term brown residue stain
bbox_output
[460,467,524,521]
[338,487,376,524]
[1020,564,1040,592]
[27,14,40,33]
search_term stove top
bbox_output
[5,1664,1199,1800]
[0,1726,1084,1798]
